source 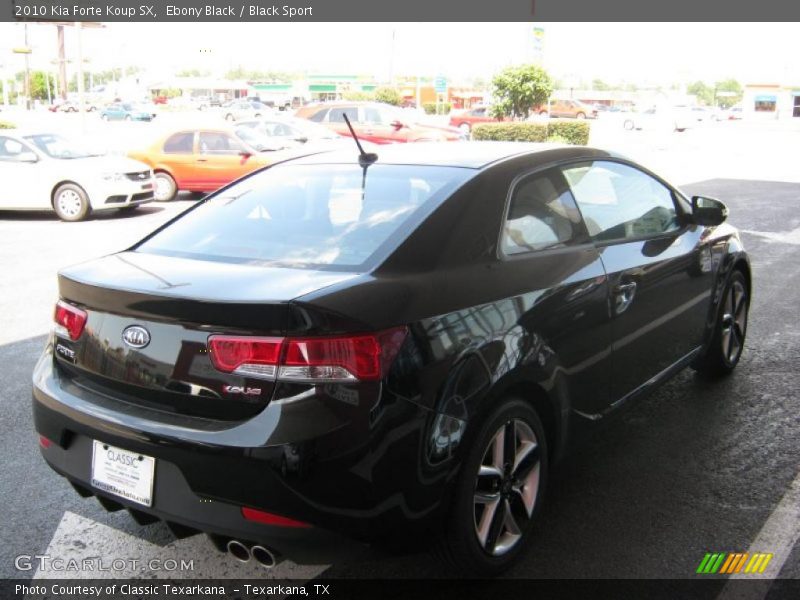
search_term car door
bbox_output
[497,166,613,417]
[326,106,362,139]
[195,131,256,189]
[0,135,46,208]
[562,160,714,403]
[362,106,405,143]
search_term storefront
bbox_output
[742,84,800,119]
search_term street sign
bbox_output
[434,75,447,93]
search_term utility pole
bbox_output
[76,22,85,127]
[24,24,31,109]
[57,25,67,100]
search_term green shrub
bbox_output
[342,91,375,102]
[547,120,590,145]
[471,120,590,145]
[374,87,403,106]
[471,122,548,142]
[0,121,15,129]
[422,102,451,115]
[545,134,570,144]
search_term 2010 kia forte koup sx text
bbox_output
[32,142,750,575]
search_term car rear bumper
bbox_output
[32,340,452,561]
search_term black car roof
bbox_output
[287,141,613,169]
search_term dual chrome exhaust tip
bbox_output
[226,539,279,569]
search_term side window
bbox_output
[501,168,584,256]
[328,107,359,123]
[199,132,245,155]
[0,136,26,160]
[308,108,329,122]
[163,132,194,154]
[563,161,679,242]
[363,107,382,124]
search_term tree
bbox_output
[490,64,553,119]
[374,87,403,106]
[714,78,743,109]
[176,68,210,77]
[687,80,714,106]
[592,78,612,91]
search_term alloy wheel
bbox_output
[720,279,747,365]
[473,419,540,556]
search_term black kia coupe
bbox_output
[33,142,750,574]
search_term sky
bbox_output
[0,22,798,86]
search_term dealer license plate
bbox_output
[90,441,155,507]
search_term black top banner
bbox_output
[4,0,800,22]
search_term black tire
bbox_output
[153,172,178,202]
[225,113,235,122]
[101,114,109,121]
[694,270,749,376]
[576,112,586,119]
[53,183,91,222]
[437,398,548,576]
[124,115,132,121]
[623,119,635,131]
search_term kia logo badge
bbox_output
[122,325,150,349]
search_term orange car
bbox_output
[128,127,282,201]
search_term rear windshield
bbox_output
[136,163,471,271]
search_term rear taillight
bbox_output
[54,300,87,341]
[207,336,283,378]
[241,506,310,528]
[207,327,407,383]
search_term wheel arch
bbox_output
[51,180,89,208]
[500,380,560,463]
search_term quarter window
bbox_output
[0,136,26,160]
[307,108,329,122]
[502,169,584,255]
[563,161,680,242]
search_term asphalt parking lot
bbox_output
[0,116,798,588]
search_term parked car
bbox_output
[34,142,750,574]
[295,101,464,143]
[127,127,293,201]
[221,100,272,122]
[100,102,156,122]
[448,106,505,133]
[235,115,345,146]
[0,130,153,221]
[623,106,692,132]
[539,99,598,119]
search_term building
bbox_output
[742,84,800,119]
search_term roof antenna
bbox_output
[342,113,378,167]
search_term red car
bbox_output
[295,102,464,144]
[449,106,505,133]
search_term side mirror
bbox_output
[17,151,39,163]
[691,196,728,226]
[239,151,253,159]
[390,119,405,130]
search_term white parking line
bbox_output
[33,511,328,580]
[716,470,800,599]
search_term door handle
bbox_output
[613,281,637,314]
[196,158,208,162]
